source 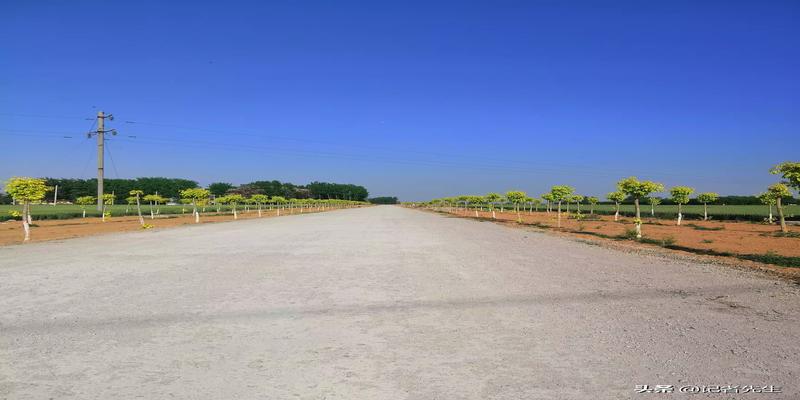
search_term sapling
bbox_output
[4,177,50,241]
[669,186,694,226]
[617,177,664,239]
[696,192,719,221]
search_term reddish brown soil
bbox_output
[0,207,351,247]
[438,208,800,257]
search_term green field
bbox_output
[0,204,281,221]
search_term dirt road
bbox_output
[1,206,798,399]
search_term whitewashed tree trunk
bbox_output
[233,205,238,220]
[703,203,708,220]
[22,202,30,241]
[614,203,620,221]
[83,209,86,218]
[557,201,562,228]
[634,198,642,239]
[677,203,683,226]
[768,205,773,223]
[194,202,200,223]
[492,210,496,219]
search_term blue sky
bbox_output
[1,0,797,200]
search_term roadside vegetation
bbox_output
[405,162,800,270]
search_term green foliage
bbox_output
[101,194,115,205]
[42,177,198,202]
[767,183,792,198]
[125,196,137,205]
[617,177,664,199]
[207,182,234,196]
[771,161,800,192]
[757,191,777,206]
[485,193,501,203]
[606,191,626,203]
[271,196,287,204]
[250,194,269,204]
[696,192,719,204]
[586,196,599,205]
[647,196,662,206]
[505,191,526,204]
[549,185,574,202]
[368,196,398,204]
[75,196,96,207]
[129,189,144,197]
[669,186,694,205]
[5,177,50,202]
[180,188,210,202]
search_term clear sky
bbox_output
[1,1,797,201]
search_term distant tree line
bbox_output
[368,197,398,204]
[27,177,370,203]
[210,180,368,201]
[40,178,199,203]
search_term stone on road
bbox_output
[1,206,798,399]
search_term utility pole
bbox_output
[88,111,116,211]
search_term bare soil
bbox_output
[0,207,346,246]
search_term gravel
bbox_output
[1,205,798,399]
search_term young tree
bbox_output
[75,195,96,218]
[541,193,554,213]
[549,185,574,228]
[129,190,145,226]
[647,196,662,217]
[101,193,115,222]
[767,183,792,233]
[251,194,269,217]
[696,192,719,221]
[143,194,160,219]
[226,194,244,219]
[180,188,210,223]
[5,177,50,241]
[485,192,501,219]
[606,191,626,221]
[617,177,664,239]
[505,190,526,222]
[571,194,585,214]
[586,196,599,215]
[669,186,694,226]
[757,191,777,224]
[272,196,287,216]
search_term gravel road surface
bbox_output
[1,206,798,399]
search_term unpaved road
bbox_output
[1,206,798,399]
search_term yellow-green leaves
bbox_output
[770,161,800,192]
[617,177,664,199]
[180,188,210,201]
[606,191,625,203]
[549,185,574,202]
[4,177,50,202]
[767,183,792,198]
[75,196,96,206]
[669,186,694,205]
[696,192,719,204]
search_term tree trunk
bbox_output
[136,197,144,226]
[634,198,642,239]
[193,201,200,223]
[557,201,562,228]
[614,203,619,221]
[677,203,683,226]
[150,202,155,219]
[703,203,708,221]
[492,210,496,219]
[22,202,30,242]
[258,204,262,217]
[233,205,238,220]
[768,205,773,223]
[590,204,594,215]
[651,204,655,217]
[82,209,86,218]
[777,197,787,233]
